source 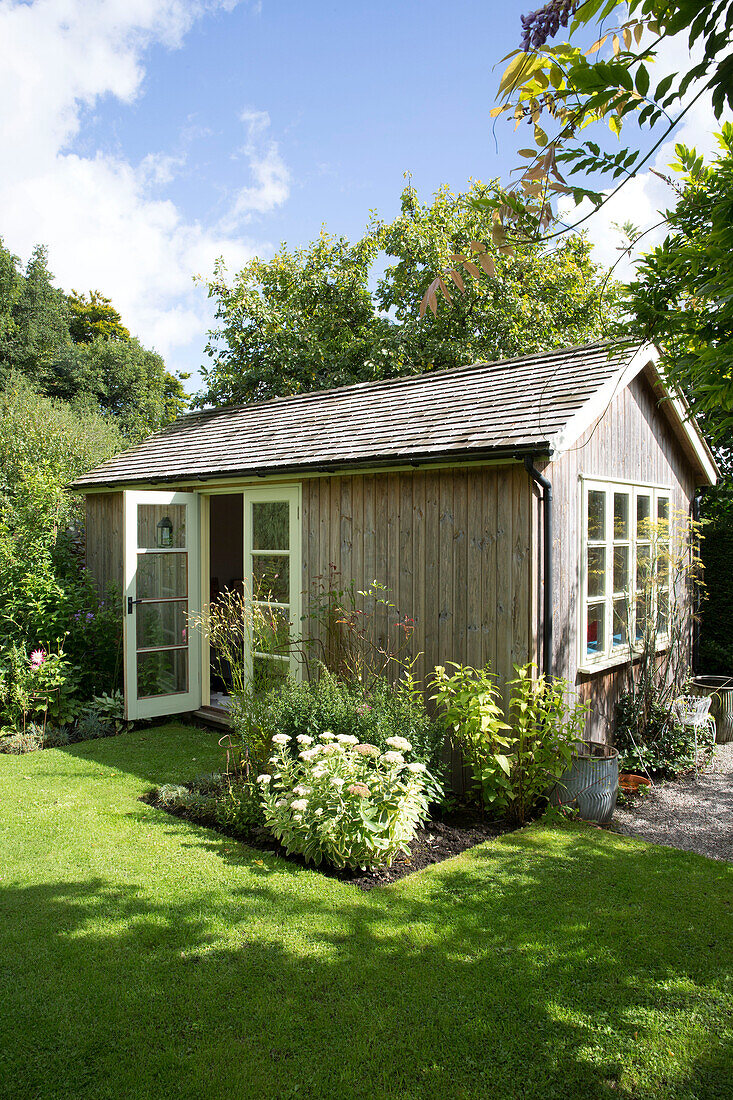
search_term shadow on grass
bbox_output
[1,825,731,1099]
[51,722,224,788]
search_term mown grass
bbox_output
[0,723,731,1100]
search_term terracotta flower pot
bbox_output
[619,773,652,794]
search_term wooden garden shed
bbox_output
[71,340,717,739]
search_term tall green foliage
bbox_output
[0,376,126,722]
[0,237,188,439]
[198,181,616,407]
[626,130,733,446]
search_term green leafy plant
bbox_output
[432,662,587,823]
[614,693,714,778]
[505,665,588,824]
[255,669,445,787]
[430,662,511,809]
[614,512,705,760]
[0,725,45,754]
[259,731,435,870]
[151,772,265,836]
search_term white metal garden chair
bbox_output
[671,695,716,776]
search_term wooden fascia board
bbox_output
[642,364,718,486]
[548,343,655,460]
[548,343,718,486]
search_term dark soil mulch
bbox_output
[141,793,514,890]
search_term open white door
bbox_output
[123,490,201,720]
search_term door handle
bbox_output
[127,597,143,614]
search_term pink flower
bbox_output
[30,649,46,669]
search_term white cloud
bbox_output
[0,0,288,381]
[558,28,731,282]
[218,108,291,228]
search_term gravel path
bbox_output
[613,743,733,862]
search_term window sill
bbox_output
[578,640,670,676]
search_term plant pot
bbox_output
[619,773,651,794]
[692,675,733,743]
[550,742,619,824]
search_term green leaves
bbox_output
[431,662,589,823]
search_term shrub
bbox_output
[431,662,587,823]
[0,723,46,754]
[73,712,113,743]
[43,726,71,748]
[256,671,445,785]
[614,692,714,778]
[151,772,265,835]
[260,731,435,870]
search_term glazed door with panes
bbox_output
[242,485,301,689]
[123,490,201,720]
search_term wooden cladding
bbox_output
[85,492,123,598]
[547,370,699,741]
[300,464,533,699]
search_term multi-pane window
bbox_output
[581,479,670,667]
[242,486,301,688]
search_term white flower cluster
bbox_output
[380,750,405,766]
[258,725,437,872]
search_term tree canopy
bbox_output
[418,1,733,451]
[626,128,733,453]
[0,239,188,441]
[67,290,130,344]
[198,181,618,407]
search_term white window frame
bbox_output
[242,484,302,687]
[579,477,671,673]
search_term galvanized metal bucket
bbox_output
[550,742,619,824]
[692,675,733,743]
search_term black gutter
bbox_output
[69,444,551,492]
[523,456,553,679]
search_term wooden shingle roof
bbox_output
[71,341,640,489]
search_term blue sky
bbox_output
[0,1,721,389]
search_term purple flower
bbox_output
[521,0,576,51]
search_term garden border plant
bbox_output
[614,511,713,778]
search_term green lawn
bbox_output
[0,725,731,1100]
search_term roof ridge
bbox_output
[175,338,635,426]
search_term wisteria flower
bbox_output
[29,649,46,670]
[385,736,412,752]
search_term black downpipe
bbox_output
[524,456,553,679]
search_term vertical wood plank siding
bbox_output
[84,492,124,598]
[300,465,532,703]
[544,371,699,742]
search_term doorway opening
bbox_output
[208,493,243,710]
